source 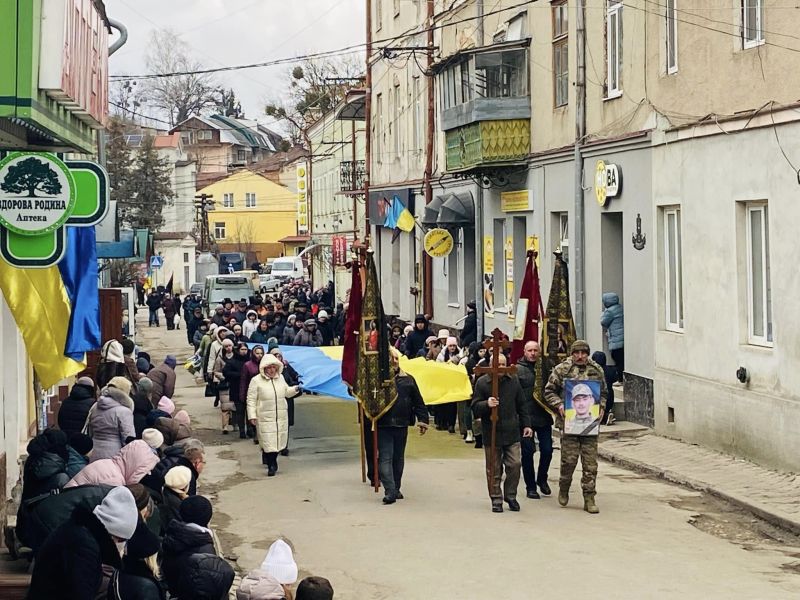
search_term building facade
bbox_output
[197,170,298,263]
[368,0,800,470]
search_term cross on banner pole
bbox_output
[473,328,517,492]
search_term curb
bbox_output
[598,447,800,537]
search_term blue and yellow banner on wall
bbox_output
[0,153,108,387]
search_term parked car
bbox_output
[270,256,307,281]
[259,273,281,292]
[189,283,204,296]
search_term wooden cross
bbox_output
[473,328,517,489]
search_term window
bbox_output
[214,222,226,240]
[663,207,684,331]
[666,0,678,73]
[607,1,622,97]
[198,129,213,141]
[558,212,569,254]
[460,61,472,103]
[743,0,764,48]
[448,230,461,304]
[746,203,772,345]
[245,193,257,208]
[412,76,423,152]
[183,252,189,263]
[183,266,190,289]
[392,82,401,156]
[375,93,383,162]
[493,219,507,309]
[376,0,382,30]
[553,1,569,107]
[237,149,246,162]
[223,193,234,208]
[475,49,527,99]
[180,131,194,145]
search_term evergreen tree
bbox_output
[125,135,175,231]
[105,118,136,211]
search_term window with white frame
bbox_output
[412,76,422,152]
[607,1,623,97]
[665,0,678,73]
[375,93,383,162]
[663,207,684,331]
[198,129,213,141]
[559,212,569,254]
[245,193,257,208]
[742,0,764,48]
[745,203,772,345]
[376,0,382,30]
[393,83,401,156]
[552,1,569,107]
[214,222,226,240]
[223,193,234,208]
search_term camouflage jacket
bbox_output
[544,357,608,427]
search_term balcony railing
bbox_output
[339,160,366,192]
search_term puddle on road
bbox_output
[669,494,800,575]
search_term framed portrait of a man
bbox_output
[563,379,601,436]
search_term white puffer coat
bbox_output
[247,354,299,454]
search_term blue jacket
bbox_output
[600,292,624,350]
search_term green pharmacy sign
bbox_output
[0,152,108,267]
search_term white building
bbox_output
[153,233,198,294]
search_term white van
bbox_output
[202,275,253,316]
[270,256,307,281]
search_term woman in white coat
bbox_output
[247,354,299,476]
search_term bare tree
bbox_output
[143,30,219,127]
[232,220,257,257]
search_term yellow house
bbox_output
[198,170,298,261]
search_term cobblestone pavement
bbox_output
[599,434,800,534]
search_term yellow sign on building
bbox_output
[423,228,454,258]
[501,190,533,212]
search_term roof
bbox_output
[278,235,311,243]
[170,115,278,152]
[96,230,136,259]
[252,146,309,174]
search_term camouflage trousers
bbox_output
[559,434,598,498]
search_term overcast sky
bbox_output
[105,0,365,126]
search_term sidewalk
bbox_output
[599,433,800,535]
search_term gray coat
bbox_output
[87,388,135,461]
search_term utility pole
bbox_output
[476,0,485,339]
[364,0,373,244]
[423,0,435,318]
[194,193,214,252]
[574,0,587,338]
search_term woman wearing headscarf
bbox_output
[282,315,298,345]
[247,354,300,476]
[239,345,265,440]
[224,342,250,439]
[96,340,127,390]
[231,322,250,345]
[213,338,237,434]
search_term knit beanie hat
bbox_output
[570,339,590,354]
[76,376,94,388]
[125,483,151,511]
[157,396,176,415]
[141,428,164,450]
[121,338,136,356]
[164,355,177,369]
[173,410,191,426]
[260,539,298,584]
[125,519,161,559]
[68,432,93,456]
[164,465,192,494]
[179,495,213,527]
[138,377,154,393]
[102,340,125,364]
[107,376,133,396]
[446,336,458,347]
[93,486,138,540]
[267,339,280,352]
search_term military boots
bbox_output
[584,495,599,514]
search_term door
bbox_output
[600,213,624,356]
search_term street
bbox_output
[142,322,800,600]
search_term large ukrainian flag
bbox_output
[0,228,101,387]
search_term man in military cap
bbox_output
[544,340,607,514]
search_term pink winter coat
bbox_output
[64,440,158,488]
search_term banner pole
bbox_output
[358,402,366,483]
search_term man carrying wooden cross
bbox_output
[471,330,533,513]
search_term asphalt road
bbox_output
[140,320,800,600]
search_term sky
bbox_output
[105,0,366,127]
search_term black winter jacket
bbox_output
[472,373,531,446]
[404,317,433,358]
[378,373,429,428]
[162,520,217,595]
[140,446,184,495]
[158,487,184,535]
[516,358,553,428]
[27,505,122,599]
[57,384,95,436]
[112,560,167,600]
[22,430,70,501]
[173,553,234,600]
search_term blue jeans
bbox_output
[521,425,554,492]
[148,308,159,326]
[378,427,408,497]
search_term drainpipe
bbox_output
[423,0,435,318]
[108,19,128,56]
[477,0,484,46]
[574,0,587,338]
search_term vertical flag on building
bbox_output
[509,250,544,364]
[351,252,397,421]
[341,257,363,388]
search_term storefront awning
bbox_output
[423,191,475,227]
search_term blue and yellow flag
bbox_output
[0,227,101,387]
[383,195,415,233]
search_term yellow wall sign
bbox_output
[500,189,533,212]
[423,228,454,258]
[595,159,621,207]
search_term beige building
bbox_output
[369,0,800,470]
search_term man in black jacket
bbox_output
[516,340,554,499]
[57,377,96,437]
[403,314,433,359]
[378,350,429,505]
[459,301,477,347]
[472,353,532,513]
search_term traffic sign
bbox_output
[150,255,163,269]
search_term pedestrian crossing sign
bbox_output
[150,255,163,269]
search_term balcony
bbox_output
[434,41,531,173]
[339,160,365,193]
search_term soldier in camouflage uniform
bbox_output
[544,339,608,514]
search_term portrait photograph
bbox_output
[563,379,601,436]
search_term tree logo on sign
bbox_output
[1,157,63,197]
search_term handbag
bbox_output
[204,382,218,397]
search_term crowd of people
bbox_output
[15,317,335,599]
